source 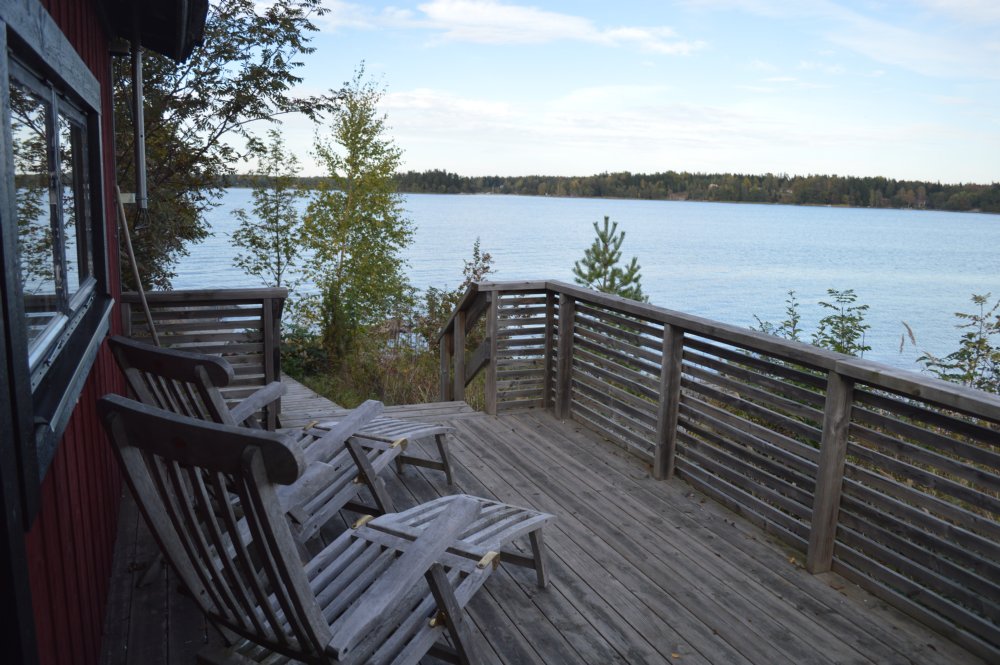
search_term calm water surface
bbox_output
[174,190,1000,371]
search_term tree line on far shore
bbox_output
[387,170,1000,213]
[223,169,1000,213]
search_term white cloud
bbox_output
[384,88,517,121]
[316,1,377,29]
[914,0,1000,23]
[682,0,1000,79]
[374,84,892,176]
[824,15,997,79]
[748,59,777,71]
[320,0,705,54]
[933,95,974,106]
[797,60,845,75]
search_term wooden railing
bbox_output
[121,287,287,428]
[440,279,1000,662]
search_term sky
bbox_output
[276,0,1000,183]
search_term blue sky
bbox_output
[278,0,1000,183]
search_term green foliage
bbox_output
[301,65,413,365]
[414,238,494,351]
[114,0,337,288]
[813,289,871,357]
[919,294,1000,393]
[573,216,646,302]
[299,338,436,408]
[754,289,869,357]
[393,170,1000,213]
[280,318,328,377]
[283,241,494,409]
[231,129,306,289]
[753,291,803,342]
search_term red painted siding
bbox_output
[25,347,122,665]
[24,1,125,665]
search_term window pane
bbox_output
[10,79,60,346]
[58,112,91,297]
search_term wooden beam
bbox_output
[484,294,498,416]
[807,371,854,574]
[452,309,466,402]
[122,287,288,303]
[262,296,276,430]
[465,338,490,386]
[654,324,684,480]
[542,292,555,410]
[464,291,491,331]
[836,357,1000,423]
[439,330,453,401]
[555,294,575,420]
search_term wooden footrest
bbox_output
[366,494,554,588]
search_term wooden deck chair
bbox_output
[112,334,455,486]
[109,334,285,430]
[98,394,497,665]
[109,335,400,533]
[108,336,554,576]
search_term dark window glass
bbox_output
[59,110,92,300]
[9,79,59,349]
[8,67,95,370]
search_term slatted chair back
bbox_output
[109,335,256,427]
[98,394,333,661]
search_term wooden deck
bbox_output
[100,378,985,664]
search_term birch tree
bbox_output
[302,66,413,365]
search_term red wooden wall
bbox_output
[23,1,125,664]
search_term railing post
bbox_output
[439,330,454,401]
[807,370,855,574]
[452,309,467,402]
[484,293,498,415]
[555,294,575,419]
[542,291,555,410]
[654,324,684,480]
[262,295,277,430]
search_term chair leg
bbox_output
[529,530,548,588]
[425,565,479,665]
[346,439,395,515]
[435,434,454,485]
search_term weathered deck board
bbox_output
[100,381,986,664]
[380,409,983,665]
[100,484,211,665]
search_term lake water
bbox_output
[173,189,1000,371]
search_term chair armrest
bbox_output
[275,459,350,517]
[229,382,287,425]
[301,400,383,465]
[327,496,481,657]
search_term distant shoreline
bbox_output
[394,190,1000,215]
[223,169,1000,216]
[223,170,1000,213]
